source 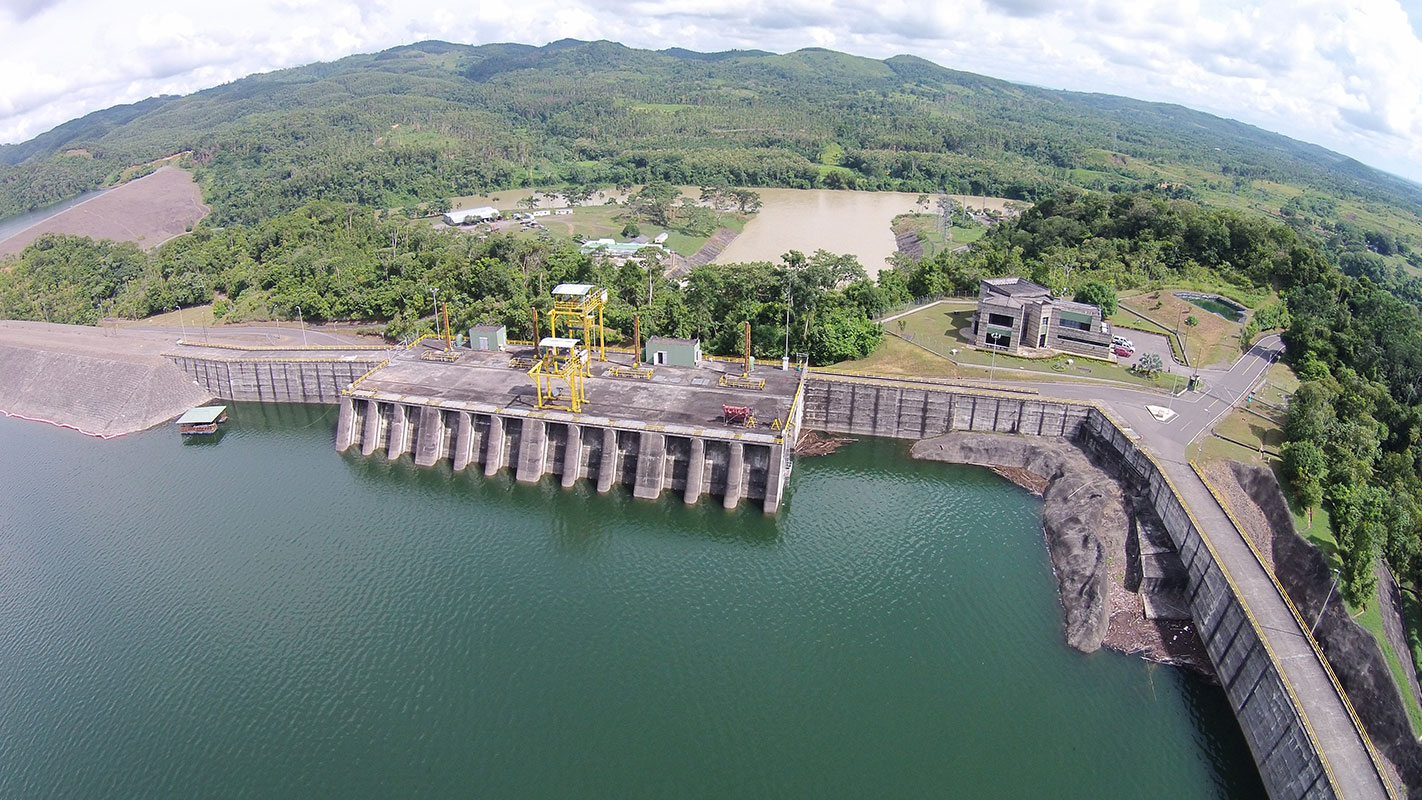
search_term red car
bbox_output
[1113,345,1134,357]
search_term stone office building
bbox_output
[972,277,1113,359]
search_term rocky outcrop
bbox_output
[912,433,1124,651]
[1229,463,1422,794]
[909,431,1206,672]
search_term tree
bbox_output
[1185,314,1199,327]
[728,188,761,214]
[1136,352,1163,377]
[807,305,882,364]
[621,222,641,239]
[916,194,930,212]
[629,181,681,227]
[1281,439,1327,510]
[1073,280,1117,315]
[563,185,595,207]
[517,196,538,211]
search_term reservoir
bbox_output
[0,403,1264,798]
[0,186,111,244]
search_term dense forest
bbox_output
[0,204,886,365]
[3,39,1421,231]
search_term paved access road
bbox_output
[1005,334,1392,800]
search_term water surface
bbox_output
[0,187,111,244]
[0,405,1263,798]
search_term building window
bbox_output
[987,313,1015,328]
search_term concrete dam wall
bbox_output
[168,354,386,404]
[803,375,1340,800]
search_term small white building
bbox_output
[444,206,500,225]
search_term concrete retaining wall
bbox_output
[802,376,1336,800]
[167,355,384,404]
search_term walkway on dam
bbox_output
[981,335,1392,800]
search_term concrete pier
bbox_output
[452,411,474,472]
[723,442,745,509]
[386,403,409,461]
[685,438,706,504]
[335,396,356,451]
[319,339,801,510]
[633,432,666,499]
[562,424,582,487]
[484,415,504,477]
[516,419,547,483]
[762,443,786,514]
[361,399,380,456]
[414,406,444,466]
[597,428,618,493]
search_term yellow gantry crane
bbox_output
[549,283,608,368]
[528,337,588,412]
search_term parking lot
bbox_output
[1113,327,1187,375]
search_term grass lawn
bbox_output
[884,304,1166,388]
[1118,289,1248,368]
[891,213,986,257]
[1204,360,1296,455]
[828,334,968,379]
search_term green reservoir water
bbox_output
[0,403,1264,798]
[1178,293,1247,322]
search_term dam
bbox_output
[156,330,1391,800]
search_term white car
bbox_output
[1112,335,1135,350]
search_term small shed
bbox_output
[176,405,227,435]
[469,324,507,351]
[644,336,701,368]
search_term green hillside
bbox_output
[3,38,1421,247]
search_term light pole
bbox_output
[1311,568,1341,636]
[174,306,187,341]
[987,330,1003,381]
[783,281,792,368]
[430,287,439,331]
[296,305,307,347]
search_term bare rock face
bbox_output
[912,433,1126,652]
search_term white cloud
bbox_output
[0,0,1420,183]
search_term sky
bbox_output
[2,0,1422,183]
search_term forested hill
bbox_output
[3,38,1421,229]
